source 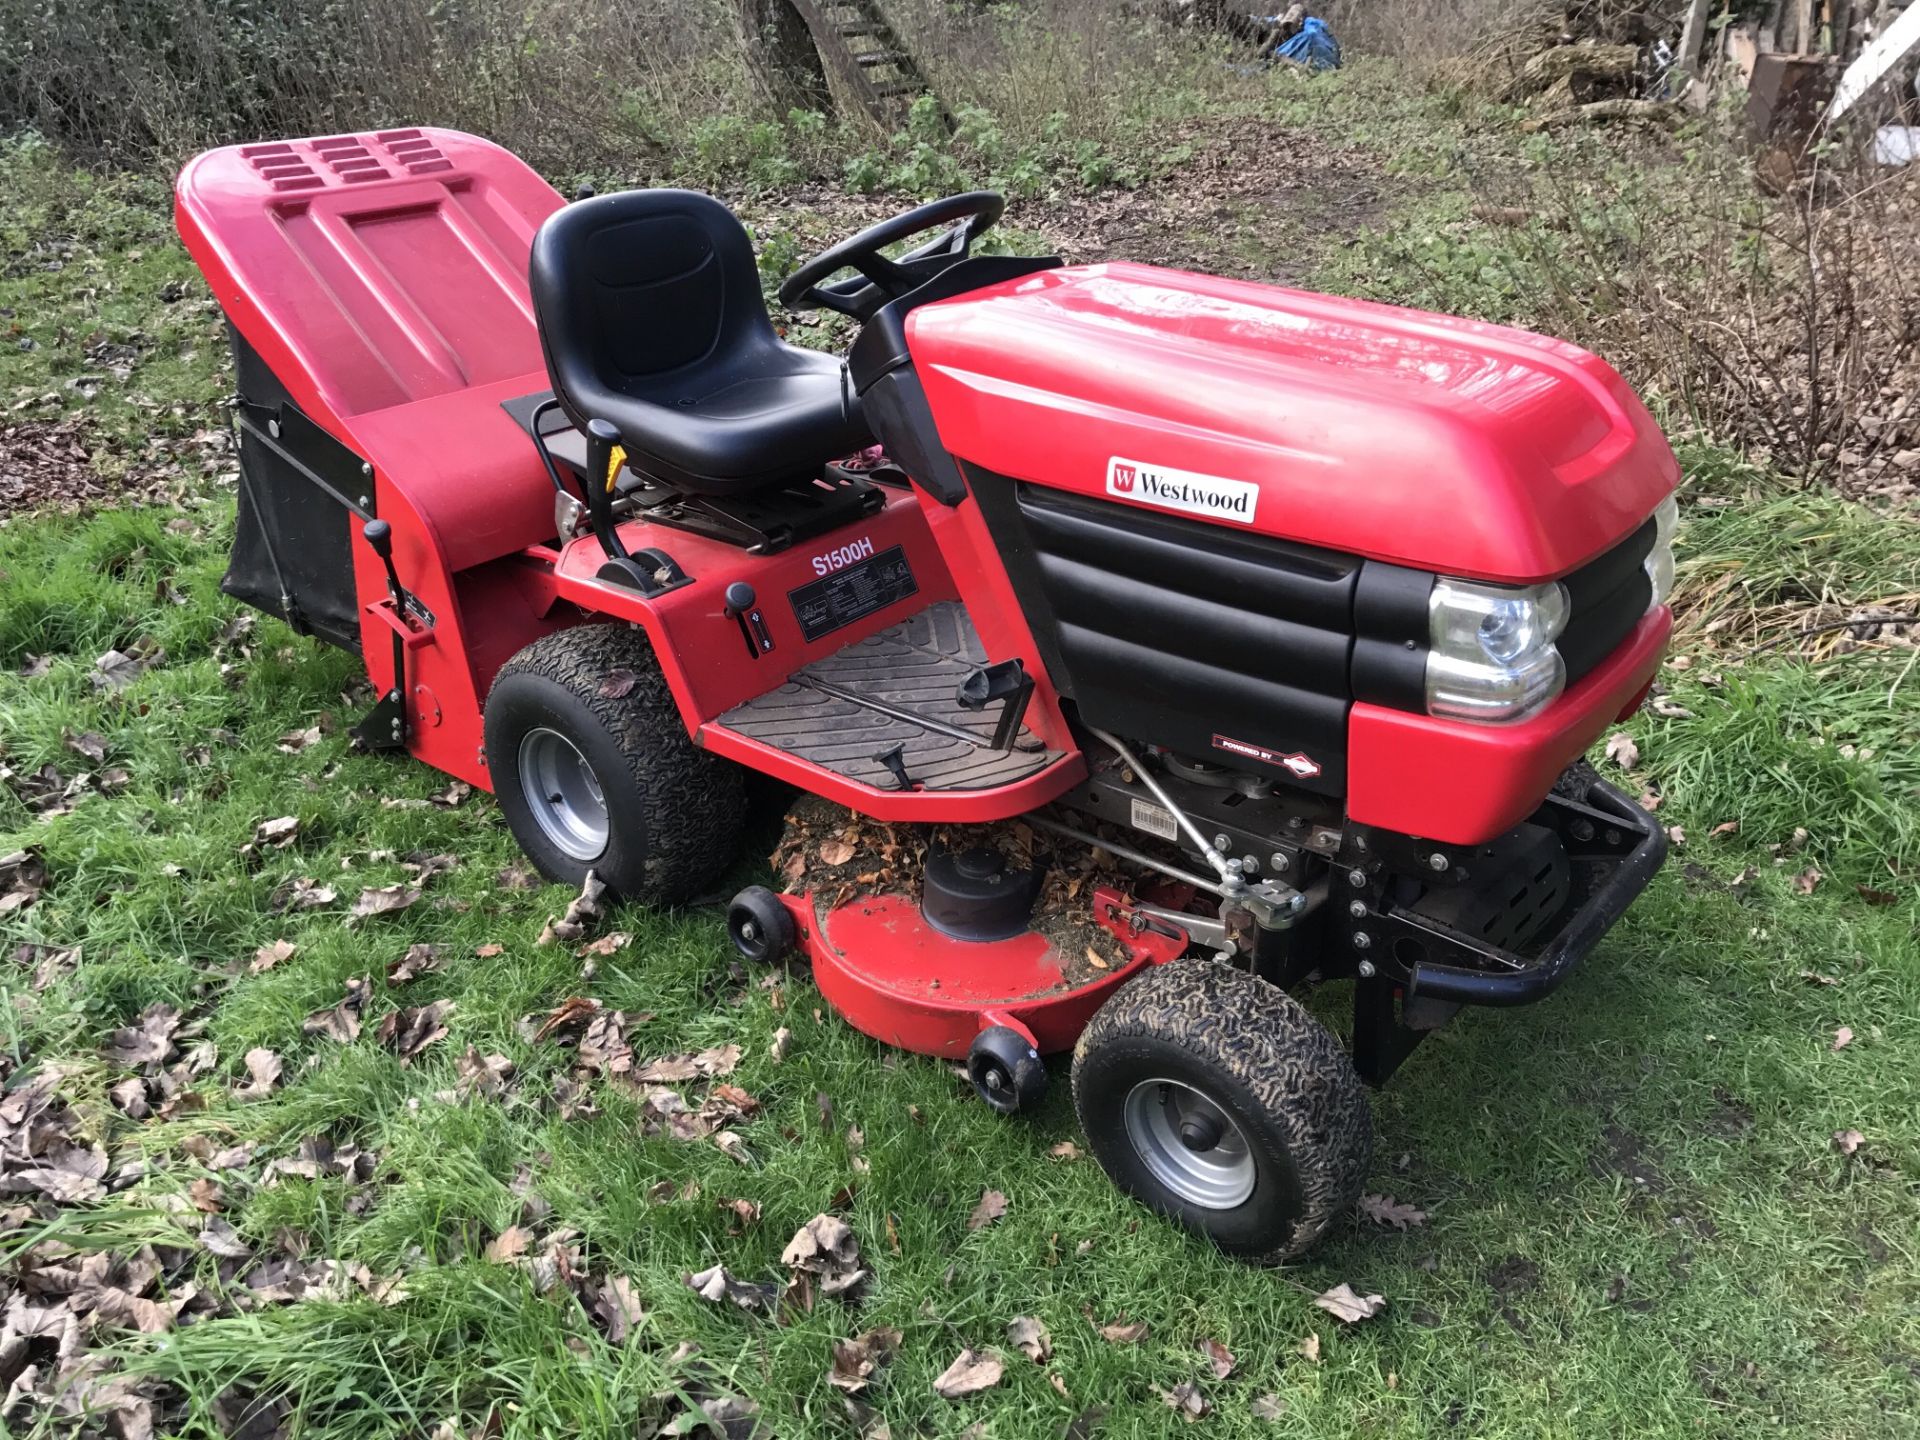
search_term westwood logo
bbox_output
[1111,462,1137,492]
[1105,456,1259,525]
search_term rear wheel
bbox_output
[484,625,743,905]
[1072,959,1371,1262]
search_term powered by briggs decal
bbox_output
[1212,733,1322,779]
[1107,456,1259,525]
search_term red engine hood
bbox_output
[906,262,1678,583]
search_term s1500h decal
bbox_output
[1107,457,1260,525]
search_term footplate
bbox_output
[716,601,1061,792]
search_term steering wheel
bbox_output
[778,191,1005,321]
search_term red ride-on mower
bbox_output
[177,129,1676,1261]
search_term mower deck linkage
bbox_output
[176,127,1678,1261]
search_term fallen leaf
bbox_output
[375,999,454,1063]
[1603,732,1640,770]
[686,1263,779,1312]
[484,1226,532,1263]
[1251,1392,1287,1420]
[455,1048,515,1099]
[1832,1128,1865,1155]
[770,1026,793,1063]
[110,1075,149,1118]
[598,669,640,699]
[1831,1026,1854,1052]
[234,1047,282,1101]
[932,1348,1004,1400]
[387,943,445,983]
[538,871,606,944]
[251,939,297,973]
[475,942,505,958]
[1155,1381,1209,1423]
[350,884,421,920]
[63,728,107,763]
[1799,969,1840,987]
[829,1326,902,1393]
[1357,1194,1428,1230]
[593,1274,646,1344]
[302,977,371,1043]
[1048,1140,1082,1161]
[1295,1332,1322,1364]
[277,725,322,753]
[1313,1283,1387,1324]
[103,1003,180,1068]
[1792,866,1822,896]
[189,1177,224,1213]
[967,1189,1008,1231]
[1097,1316,1148,1344]
[1856,884,1898,906]
[1008,1315,1052,1363]
[1710,820,1740,838]
[1197,1337,1235,1379]
[200,1216,253,1260]
[253,816,300,850]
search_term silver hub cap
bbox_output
[1122,1079,1256,1209]
[517,727,609,862]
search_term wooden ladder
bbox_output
[792,0,948,129]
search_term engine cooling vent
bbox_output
[310,135,390,184]
[239,143,322,193]
[376,129,455,176]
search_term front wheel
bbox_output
[1072,960,1371,1262]
[484,625,743,906]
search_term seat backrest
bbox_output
[529,189,775,420]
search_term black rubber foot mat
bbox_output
[719,602,1060,791]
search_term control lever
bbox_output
[362,519,403,605]
[582,418,631,562]
[956,658,1033,751]
[874,742,914,791]
[724,581,774,657]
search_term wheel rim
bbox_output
[517,727,609,862]
[1121,1078,1256,1209]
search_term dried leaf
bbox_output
[1831,1026,1854,1052]
[103,1003,179,1068]
[594,1274,646,1344]
[1097,1316,1148,1344]
[1357,1194,1428,1230]
[686,1263,779,1312]
[932,1348,1004,1400]
[235,1047,283,1101]
[1295,1332,1322,1364]
[1155,1381,1210,1423]
[770,1026,793,1063]
[387,943,445,983]
[1251,1392,1287,1421]
[63,728,107,763]
[1832,1128,1866,1155]
[817,838,858,866]
[251,939,297,974]
[598,669,640,699]
[1792,866,1822,896]
[302,977,371,1043]
[1313,1283,1387,1324]
[1856,884,1898,906]
[455,1047,515,1099]
[1603,732,1640,769]
[1008,1315,1052,1363]
[1197,1337,1235,1379]
[484,1226,532,1263]
[967,1189,1008,1231]
[253,815,300,849]
[350,884,421,920]
[200,1216,253,1260]
[829,1326,902,1393]
[375,999,454,1063]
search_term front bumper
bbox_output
[1386,773,1666,1007]
[1344,606,1672,846]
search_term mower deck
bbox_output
[716,601,1061,792]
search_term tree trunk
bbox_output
[735,0,835,117]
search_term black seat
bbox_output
[529,189,871,496]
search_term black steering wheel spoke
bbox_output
[778,192,1006,322]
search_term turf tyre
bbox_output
[1072,958,1371,1262]
[484,624,743,905]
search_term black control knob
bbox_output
[724,581,756,617]
[362,518,392,558]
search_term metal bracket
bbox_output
[352,686,409,752]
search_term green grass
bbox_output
[4,74,1919,1440]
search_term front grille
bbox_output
[1558,516,1656,683]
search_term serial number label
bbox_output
[788,544,918,642]
[1130,797,1179,842]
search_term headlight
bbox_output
[1426,578,1570,723]
[1644,494,1677,611]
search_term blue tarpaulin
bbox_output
[1276,16,1341,71]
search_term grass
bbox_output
[4,61,1919,1440]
